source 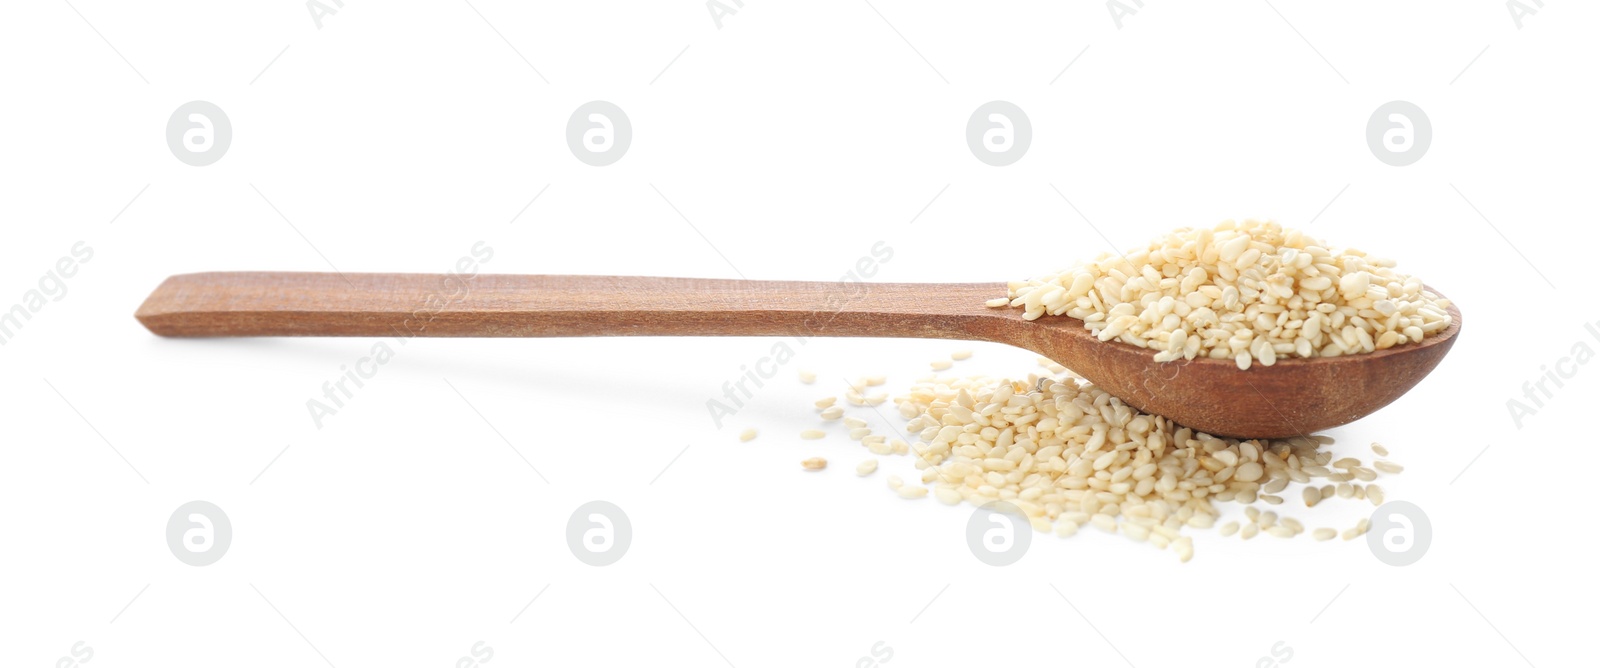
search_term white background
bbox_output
[2,1,1593,666]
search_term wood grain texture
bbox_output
[136,272,1461,439]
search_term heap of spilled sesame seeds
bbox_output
[991,219,1454,369]
[870,371,1397,562]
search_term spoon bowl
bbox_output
[1009,293,1461,438]
[136,272,1461,438]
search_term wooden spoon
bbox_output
[135,272,1461,439]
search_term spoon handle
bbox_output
[136,272,1007,340]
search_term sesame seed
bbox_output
[896,485,927,499]
[814,370,1407,564]
[998,220,1451,367]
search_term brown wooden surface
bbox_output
[136,272,1462,439]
